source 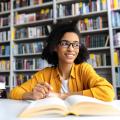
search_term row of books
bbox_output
[115,67,120,86]
[87,53,111,67]
[15,58,50,70]
[0,45,10,56]
[0,1,11,12]
[57,0,107,17]
[0,60,10,71]
[81,34,109,48]
[14,74,31,86]
[77,0,107,14]
[0,16,10,27]
[114,50,120,66]
[14,0,52,9]
[15,8,53,25]
[15,42,44,55]
[15,26,50,39]
[114,32,120,46]
[95,69,112,82]
[111,0,120,9]
[0,31,11,42]
[57,4,72,17]
[79,16,107,31]
[112,11,120,28]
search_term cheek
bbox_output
[76,49,79,55]
[57,46,66,52]
[56,47,64,56]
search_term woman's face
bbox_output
[56,32,80,65]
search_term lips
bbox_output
[65,53,75,58]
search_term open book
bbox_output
[19,95,120,117]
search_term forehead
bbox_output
[61,32,79,42]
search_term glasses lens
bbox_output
[60,40,68,47]
[73,42,80,48]
[60,40,80,48]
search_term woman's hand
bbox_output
[22,83,53,100]
[32,83,53,100]
[48,91,83,100]
[48,92,70,100]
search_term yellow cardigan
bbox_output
[9,62,115,101]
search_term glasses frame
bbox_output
[59,40,81,49]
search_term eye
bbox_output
[73,42,80,47]
[60,41,69,46]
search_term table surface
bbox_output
[0,99,120,120]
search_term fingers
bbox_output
[44,82,53,91]
[59,93,70,100]
[35,84,48,94]
[32,92,44,100]
[32,83,53,100]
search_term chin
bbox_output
[65,60,75,64]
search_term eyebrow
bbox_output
[61,40,79,43]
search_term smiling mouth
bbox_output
[65,54,75,58]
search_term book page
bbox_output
[27,96,68,109]
[20,96,69,117]
[65,95,105,106]
[65,95,120,116]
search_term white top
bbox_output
[61,79,69,93]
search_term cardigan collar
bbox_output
[55,63,76,79]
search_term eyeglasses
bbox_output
[59,40,80,49]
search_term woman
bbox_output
[9,22,115,101]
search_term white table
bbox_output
[0,99,120,120]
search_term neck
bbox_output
[58,63,73,80]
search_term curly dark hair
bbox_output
[41,21,89,66]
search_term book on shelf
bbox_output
[79,16,107,31]
[81,34,109,48]
[15,58,49,70]
[114,51,119,66]
[112,11,120,27]
[0,45,10,56]
[114,32,120,46]
[19,95,120,117]
[0,1,11,12]
[111,0,120,9]
[104,35,109,47]
[15,8,53,25]
[115,67,120,86]
[14,0,52,8]
[0,60,10,71]
[15,74,31,86]
[87,53,111,67]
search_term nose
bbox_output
[67,44,74,50]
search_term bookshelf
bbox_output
[110,0,120,99]
[11,0,53,89]
[0,0,120,99]
[0,0,11,97]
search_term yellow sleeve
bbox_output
[82,63,115,101]
[9,71,44,100]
